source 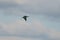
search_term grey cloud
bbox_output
[18,0,60,14]
[0,0,60,15]
[0,2,18,9]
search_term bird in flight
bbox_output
[22,16,29,21]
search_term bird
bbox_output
[22,16,29,21]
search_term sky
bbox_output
[0,0,60,40]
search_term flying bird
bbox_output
[22,16,29,21]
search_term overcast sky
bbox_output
[0,0,60,40]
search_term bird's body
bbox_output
[22,16,29,21]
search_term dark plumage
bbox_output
[22,16,29,21]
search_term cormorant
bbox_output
[22,16,29,21]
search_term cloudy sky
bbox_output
[0,0,60,40]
